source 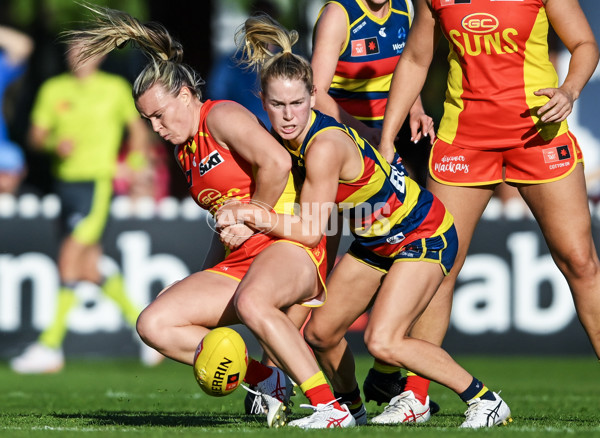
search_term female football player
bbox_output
[310,0,438,417]
[218,13,511,428]
[66,5,354,429]
[378,0,600,396]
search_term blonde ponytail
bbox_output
[235,13,312,94]
[65,3,204,100]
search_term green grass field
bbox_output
[1,355,599,437]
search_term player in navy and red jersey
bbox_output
[312,0,433,144]
[311,0,439,415]
[66,5,356,429]
[379,0,600,426]
[219,13,511,428]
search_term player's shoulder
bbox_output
[208,100,253,123]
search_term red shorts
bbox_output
[429,131,583,186]
[206,232,328,306]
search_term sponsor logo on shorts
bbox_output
[351,37,380,56]
[542,145,571,164]
[434,155,470,174]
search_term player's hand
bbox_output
[215,200,244,229]
[219,223,254,250]
[534,87,574,123]
[409,110,435,145]
[56,139,74,158]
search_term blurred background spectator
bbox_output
[9,39,161,373]
[0,23,34,200]
[0,24,33,143]
[113,136,171,202]
[0,139,39,196]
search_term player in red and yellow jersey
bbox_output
[219,13,510,429]
[173,99,326,284]
[66,5,347,429]
[380,0,600,426]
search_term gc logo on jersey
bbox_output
[351,37,380,57]
[197,188,222,209]
[199,150,224,176]
[462,13,499,33]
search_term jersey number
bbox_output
[389,166,406,194]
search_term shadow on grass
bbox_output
[51,412,267,428]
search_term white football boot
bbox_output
[288,400,356,429]
[10,343,64,374]
[371,390,431,425]
[253,367,293,428]
[244,385,267,415]
[460,392,512,428]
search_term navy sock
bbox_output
[459,377,496,403]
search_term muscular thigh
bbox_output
[368,261,445,337]
[236,242,321,309]
[146,270,241,328]
[427,177,494,265]
[308,254,383,337]
[519,164,594,254]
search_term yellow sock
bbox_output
[373,359,401,374]
[101,274,140,326]
[300,371,329,394]
[39,287,78,349]
[300,371,340,408]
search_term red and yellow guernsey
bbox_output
[175,99,298,216]
[433,0,568,149]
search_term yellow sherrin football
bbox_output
[193,327,248,397]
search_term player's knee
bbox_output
[136,306,165,348]
[303,321,343,352]
[364,328,402,365]
[557,248,600,280]
[233,289,261,327]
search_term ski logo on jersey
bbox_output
[199,150,224,176]
[351,37,380,57]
